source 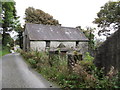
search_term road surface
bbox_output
[1,53,59,89]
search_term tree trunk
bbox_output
[2,26,7,46]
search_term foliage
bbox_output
[79,52,95,76]
[0,2,2,24]
[93,1,120,36]
[78,52,94,70]
[3,33,14,48]
[25,7,60,25]
[2,1,16,30]
[28,59,37,68]
[77,52,119,88]
[2,1,21,46]
[19,50,119,89]
[84,52,94,61]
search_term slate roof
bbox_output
[25,23,89,41]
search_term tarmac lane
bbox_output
[1,53,59,89]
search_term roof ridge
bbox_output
[26,23,78,29]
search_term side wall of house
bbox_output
[30,41,46,51]
[23,29,30,51]
[50,41,76,48]
[30,41,88,55]
[30,41,76,51]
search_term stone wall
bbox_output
[30,41,86,50]
[30,41,46,51]
[94,29,120,74]
[30,41,88,56]
[50,41,76,48]
[30,41,76,51]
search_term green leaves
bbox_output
[2,1,21,46]
[84,52,94,61]
[2,1,20,30]
[28,59,37,68]
[93,1,120,36]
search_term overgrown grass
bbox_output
[19,50,120,89]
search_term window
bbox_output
[25,35,27,51]
[76,41,79,47]
[46,41,50,47]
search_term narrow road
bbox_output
[1,53,58,89]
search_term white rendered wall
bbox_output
[30,41,46,51]
[50,41,76,48]
[30,41,88,53]
[30,41,76,51]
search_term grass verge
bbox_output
[0,46,10,57]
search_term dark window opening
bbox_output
[76,41,79,47]
[46,41,50,47]
[25,35,27,51]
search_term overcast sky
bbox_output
[15,0,117,29]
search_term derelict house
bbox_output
[23,23,89,54]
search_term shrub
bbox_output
[76,52,119,88]
[84,52,94,61]
[20,50,119,89]
[3,33,14,47]
[1,46,10,56]
[79,52,95,74]
[28,59,37,68]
